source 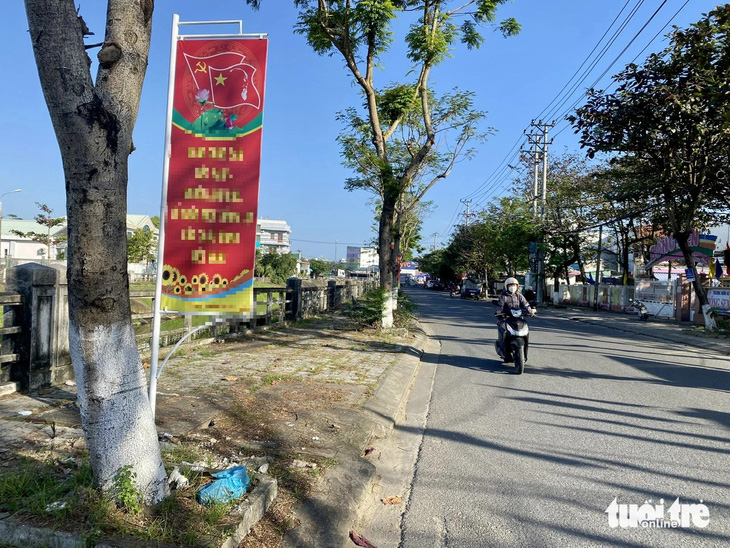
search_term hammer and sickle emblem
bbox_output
[195,62,207,74]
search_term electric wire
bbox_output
[436,0,692,240]
[550,0,686,141]
[541,0,649,123]
[479,0,675,195]
[450,1,647,215]
[532,0,634,123]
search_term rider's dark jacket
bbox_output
[496,289,532,316]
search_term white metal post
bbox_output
[149,14,180,417]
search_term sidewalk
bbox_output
[0,315,428,548]
[544,303,730,356]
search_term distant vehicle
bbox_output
[461,278,482,299]
[426,280,435,289]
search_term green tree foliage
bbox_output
[255,249,298,283]
[126,228,156,264]
[11,202,66,259]
[569,5,730,312]
[416,248,455,282]
[447,197,536,280]
[309,258,334,277]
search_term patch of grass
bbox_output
[203,499,234,525]
[394,291,417,329]
[161,444,207,466]
[250,374,288,392]
[130,283,156,291]
[0,455,255,545]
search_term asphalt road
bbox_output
[398,287,730,548]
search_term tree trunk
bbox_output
[379,195,396,328]
[675,231,715,330]
[25,0,168,503]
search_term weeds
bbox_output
[394,290,417,329]
[715,314,730,333]
[346,289,387,328]
[113,466,142,515]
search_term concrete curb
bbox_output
[220,475,278,548]
[0,382,18,398]
[0,512,86,548]
[283,329,429,548]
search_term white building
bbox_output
[346,246,378,268]
[1,214,160,262]
[126,214,159,237]
[257,219,291,254]
[0,219,64,260]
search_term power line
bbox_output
[462,0,681,206]
[450,1,649,216]
[551,0,684,140]
[542,0,650,123]
[532,0,634,123]
[290,238,371,246]
[438,1,691,241]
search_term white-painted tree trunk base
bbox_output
[382,293,395,328]
[70,321,169,504]
[702,304,717,331]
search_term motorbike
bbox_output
[449,285,459,298]
[630,299,649,321]
[494,307,532,375]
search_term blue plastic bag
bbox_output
[196,465,250,505]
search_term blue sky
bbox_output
[1,1,722,260]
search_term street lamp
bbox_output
[0,189,22,262]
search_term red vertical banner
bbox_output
[160,37,267,315]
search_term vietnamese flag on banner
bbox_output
[183,51,262,110]
[160,37,268,316]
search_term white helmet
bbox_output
[504,277,519,294]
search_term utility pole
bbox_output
[431,232,439,252]
[525,120,555,305]
[525,120,555,220]
[460,199,473,227]
[593,224,603,311]
[522,132,542,218]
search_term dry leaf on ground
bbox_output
[381,496,402,505]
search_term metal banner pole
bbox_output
[149,13,180,417]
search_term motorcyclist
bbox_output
[523,285,536,303]
[496,277,536,359]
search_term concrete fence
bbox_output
[0,265,380,392]
[546,279,729,322]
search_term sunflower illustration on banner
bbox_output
[161,38,268,316]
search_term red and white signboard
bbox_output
[160,35,268,316]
